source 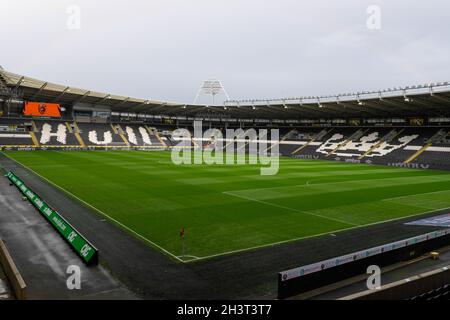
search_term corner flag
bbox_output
[180,227,185,238]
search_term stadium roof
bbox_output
[1,68,450,119]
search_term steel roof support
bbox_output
[52,86,70,103]
[73,90,91,105]
[30,82,48,100]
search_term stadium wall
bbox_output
[340,264,450,300]
[278,229,450,299]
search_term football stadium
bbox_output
[1,1,450,309]
[2,68,450,302]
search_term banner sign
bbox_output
[23,102,61,117]
[5,171,98,265]
[279,228,450,282]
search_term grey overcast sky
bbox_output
[1,0,449,104]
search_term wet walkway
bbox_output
[0,175,138,300]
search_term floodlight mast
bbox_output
[193,79,230,105]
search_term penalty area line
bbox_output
[223,191,358,227]
[0,151,185,264]
[381,189,450,202]
[192,204,450,263]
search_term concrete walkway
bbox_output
[0,176,138,300]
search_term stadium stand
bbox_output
[2,116,450,170]
[76,122,126,147]
[275,126,450,170]
[0,118,170,149]
[1,67,450,169]
[410,284,450,301]
[278,128,322,156]
[0,119,33,147]
[159,131,176,147]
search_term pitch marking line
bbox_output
[227,174,450,194]
[0,151,186,263]
[382,189,450,202]
[177,255,201,261]
[192,204,450,262]
[223,191,358,226]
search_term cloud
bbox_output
[1,0,449,103]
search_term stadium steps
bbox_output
[293,252,437,300]
[162,133,176,147]
[405,129,448,164]
[265,129,296,153]
[119,133,131,147]
[110,124,119,134]
[358,128,404,160]
[236,140,248,152]
[65,122,73,133]
[191,136,201,150]
[325,129,368,157]
[292,129,332,155]
[155,132,167,148]
[237,129,274,153]
[428,129,449,145]
[28,121,40,147]
[72,121,86,148]
[222,129,249,151]
[115,124,125,135]
[236,132,261,153]
[404,143,432,164]
[28,131,40,147]
[411,284,450,301]
[30,121,38,132]
[115,124,131,147]
[146,126,167,147]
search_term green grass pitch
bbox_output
[4,150,450,262]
